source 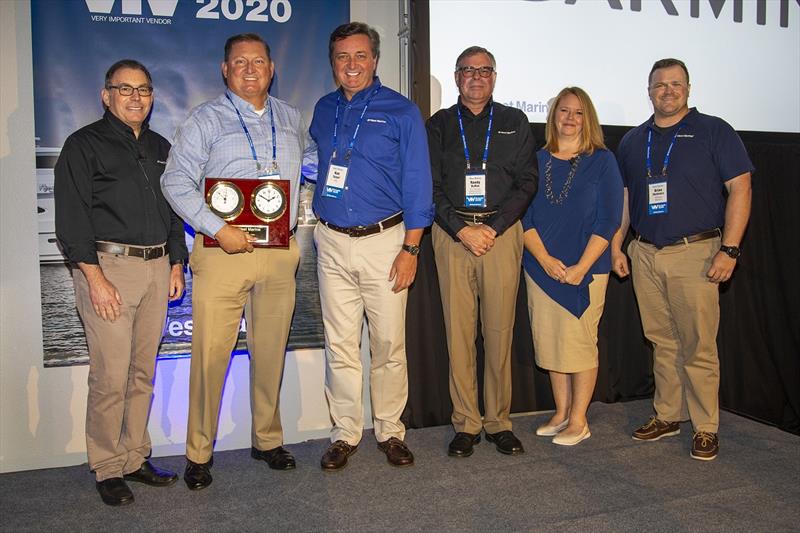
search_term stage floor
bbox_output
[2,399,798,532]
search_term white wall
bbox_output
[351,0,401,92]
[0,0,402,474]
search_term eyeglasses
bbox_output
[456,66,495,78]
[106,84,153,97]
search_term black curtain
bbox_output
[403,122,800,436]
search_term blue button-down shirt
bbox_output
[309,78,433,229]
[161,90,316,237]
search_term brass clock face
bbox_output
[206,181,244,220]
[251,182,287,222]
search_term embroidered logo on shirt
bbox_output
[497,130,516,134]
[675,134,694,138]
[366,118,387,124]
[157,160,167,165]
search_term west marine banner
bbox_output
[33,0,348,366]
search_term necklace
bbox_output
[544,153,581,205]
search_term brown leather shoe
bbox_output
[321,440,357,471]
[632,417,681,441]
[377,437,414,467]
[691,432,719,461]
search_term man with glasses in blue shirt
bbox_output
[309,22,433,471]
[426,46,537,458]
[162,33,315,489]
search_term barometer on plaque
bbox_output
[204,177,290,248]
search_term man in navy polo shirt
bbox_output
[610,58,752,461]
[309,22,434,471]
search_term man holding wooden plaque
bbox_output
[161,33,315,489]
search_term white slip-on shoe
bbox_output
[536,418,570,437]
[552,425,591,446]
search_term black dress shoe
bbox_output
[123,460,178,486]
[320,440,357,471]
[485,430,525,455]
[184,458,213,490]
[377,437,414,467]
[251,446,296,470]
[448,432,481,457]
[96,478,134,506]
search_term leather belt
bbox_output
[96,241,167,261]
[319,212,403,238]
[455,210,497,223]
[636,228,721,248]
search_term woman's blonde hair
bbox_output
[543,86,606,155]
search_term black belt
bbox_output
[636,228,721,248]
[319,212,403,238]
[455,210,497,223]
[96,241,167,261]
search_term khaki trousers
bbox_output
[628,237,721,432]
[432,221,523,434]
[186,235,299,463]
[74,251,170,481]
[314,222,408,445]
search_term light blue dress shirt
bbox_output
[161,90,317,237]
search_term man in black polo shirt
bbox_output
[427,46,537,458]
[55,59,188,505]
[611,58,752,461]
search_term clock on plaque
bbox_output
[204,177,290,248]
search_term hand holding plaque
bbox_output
[204,177,290,248]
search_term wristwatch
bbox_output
[402,243,421,256]
[720,245,741,259]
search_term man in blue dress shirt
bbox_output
[309,22,434,470]
[162,33,315,489]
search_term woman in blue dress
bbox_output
[522,87,623,445]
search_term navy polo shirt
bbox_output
[616,108,753,247]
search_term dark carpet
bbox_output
[1,399,798,532]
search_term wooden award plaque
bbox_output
[203,177,290,248]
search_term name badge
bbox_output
[258,168,281,180]
[323,162,348,199]
[465,170,486,208]
[648,180,668,215]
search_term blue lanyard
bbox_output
[456,103,493,171]
[225,92,277,173]
[332,84,382,160]
[646,124,683,179]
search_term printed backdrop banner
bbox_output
[33,0,347,366]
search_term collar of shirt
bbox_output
[103,108,150,139]
[457,96,494,120]
[225,89,268,116]
[647,107,699,134]
[338,76,382,104]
